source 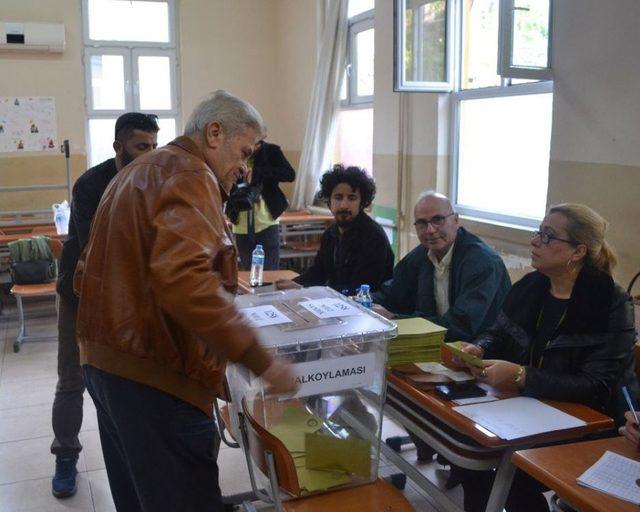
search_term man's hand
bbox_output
[372,304,395,319]
[470,359,521,389]
[261,359,298,395]
[275,279,302,291]
[623,410,640,447]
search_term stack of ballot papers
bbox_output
[387,317,447,367]
[267,406,371,495]
[393,361,475,389]
[577,451,640,505]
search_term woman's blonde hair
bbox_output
[549,203,617,276]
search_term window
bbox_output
[334,1,375,173]
[451,0,553,227]
[82,0,178,166]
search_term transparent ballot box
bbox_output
[228,286,397,500]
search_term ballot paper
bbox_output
[442,341,484,368]
[577,451,640,505]
[452,396,586,440]
[415,362,474,382]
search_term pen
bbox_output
[621,386,639,426]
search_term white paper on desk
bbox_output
[298,298,360,319]
[453,395,499,406]
[240,305,292,327]
[452,396,586,440]
[577,451,640,505]
[414,363,473,382]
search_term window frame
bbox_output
[341,9,374,108]
[450,0,554,228]
[81,0,180,167]
[393,0,456,92]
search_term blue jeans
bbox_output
[235,224,280,271]
[83,365,223,512]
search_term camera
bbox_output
[226,179,261,223]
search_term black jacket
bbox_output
[475,268,639,426]
[252,142,295,219]
[57,158,118,303]
[294,211,394,295]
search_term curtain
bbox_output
[290,0,349,210]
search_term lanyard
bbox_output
[530,305,567,368]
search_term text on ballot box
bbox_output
[298,297,360,319]
[241,304,292,327]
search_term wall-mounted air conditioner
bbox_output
[0,22,65,53]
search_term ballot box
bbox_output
[227,286,397,499]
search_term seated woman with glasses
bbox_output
[457,203,638,512]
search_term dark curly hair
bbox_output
[319,164,376,209]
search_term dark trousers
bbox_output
[235,224,280,271]
[458,466,550,512]
[83,365,223,512]
[51,297,84,460]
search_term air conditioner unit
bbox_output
[0,22,65,53]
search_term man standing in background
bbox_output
[51,113,159,498]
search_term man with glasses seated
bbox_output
[372,191,510,464]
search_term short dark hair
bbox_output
[114,112,160,142]
[319,164,376,209]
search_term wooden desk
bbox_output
[237,270,299,294]
[513,437,638,512]
[382,372,615,512]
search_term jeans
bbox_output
[235,224,280,271]
[83,365,223,512]
[51,297,84,461]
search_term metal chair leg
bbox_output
[14,295,25,352]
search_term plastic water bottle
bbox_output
[249,244,265,287]
[355,284,372,309]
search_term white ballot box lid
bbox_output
[235,286,397,353]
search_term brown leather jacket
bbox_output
[74,136,272,414]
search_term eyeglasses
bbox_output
[531,230,578,246]
[413,212,455,230]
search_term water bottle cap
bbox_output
[255,244,263,249]
[360,284,370,292]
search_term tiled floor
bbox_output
[0,296,463,512]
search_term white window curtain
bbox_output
[291,0,349,210]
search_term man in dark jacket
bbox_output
[51,113,159,499]
[373,191,510,463]
[276,164,394,295]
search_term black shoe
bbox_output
[52,458,78,498]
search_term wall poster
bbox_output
[0,96,58,153]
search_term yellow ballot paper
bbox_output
[305,432,371,478]
[442,341,484,368]
[268,406,323,453]
[297,467,351,493]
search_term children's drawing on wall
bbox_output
[0,97,57,153]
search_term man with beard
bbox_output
[51,112,159,498]
[277,164,394,294]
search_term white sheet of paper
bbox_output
[453,395,499,406]
[452,396,586,440]
[298,298,360,319]
[416,362,449,373]
[240,305,291,327]
[577,451,640,505]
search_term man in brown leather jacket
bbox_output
[74,90,294,512]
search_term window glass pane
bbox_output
[88,118,117,167]
[404,0,447,83]
[340,70,348,102]
[90,54,125,110]
[333,108,373,174]
[157,118,176,146]
[138,55,172,110]
[348,0,374,18]
[88,0,170,43]
[512,0,550,68]
[461,0,500,89]
[457,93,552,219]
[355,29,374,97]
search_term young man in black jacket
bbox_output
[51,113,159,498]
[277,164,394,295]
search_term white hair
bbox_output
[183,90,265,138]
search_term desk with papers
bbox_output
[513,436,639,512]
[382,371,615,512]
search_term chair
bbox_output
[238,398,415,512]
[10,238,63,353]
